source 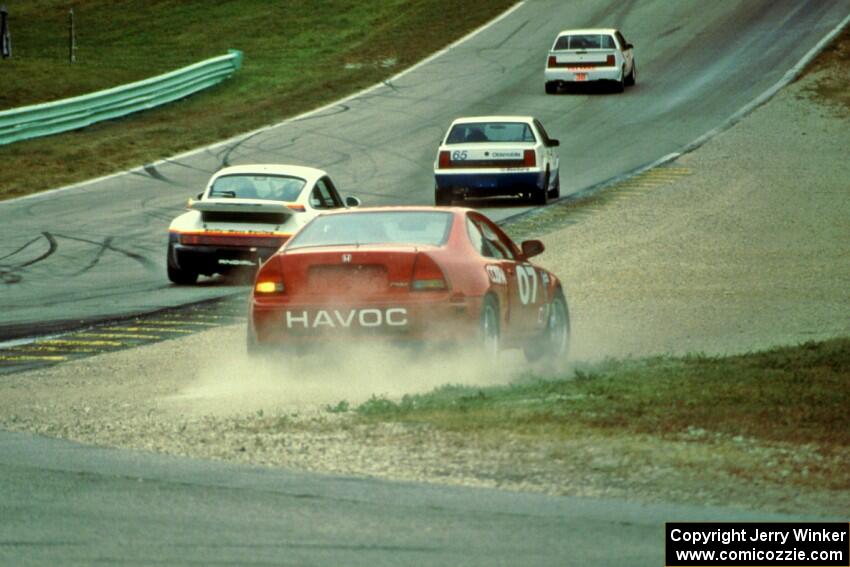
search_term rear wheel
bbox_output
[524,289,570,362]
[435,185,452,206]
[166,246,198,285]
[478,295,500,357]
[614,67,626,93]
[545,82,557,95]
[530,168,550,206]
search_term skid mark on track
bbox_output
[0,232,158,285]
[0,232,57,285]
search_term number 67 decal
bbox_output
[517,265,538,305]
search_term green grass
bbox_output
[0,0,515,200]
[356,338,850,448]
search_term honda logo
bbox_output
[341,254,352,263]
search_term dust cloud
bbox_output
[167,341,562,417]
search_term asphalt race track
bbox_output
[1,431,840,567]
[1,0,847,338]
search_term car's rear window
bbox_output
[209,174,306,202]
[553,34,616,50]
[287,211,453,249]
[446,122,536,144]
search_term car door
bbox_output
[615,31,633,74]
[475,214,543,336]
[533,119,559,188]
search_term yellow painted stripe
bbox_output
[75,332,160,340]
[101,326,193,334]
[10,346,98,353]
[138,320,219,327]
[0,355,67,361]
[41,339,123,347]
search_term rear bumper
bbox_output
[435,171,544,197]
[251,295,484,346]
[168,234,279,275]
[545,67,620,83]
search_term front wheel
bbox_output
[524,289,571,362]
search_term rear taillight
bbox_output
[547,55,557,68]
[411,253,447,291]
[606,54,615,66]
[438,150,451,169]
[523,150,536,168]
[254,257,285,295]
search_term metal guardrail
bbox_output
[0,49,243,146]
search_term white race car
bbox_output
[167,164,360,284]
[545,28,636,93]
[433,115,561,206]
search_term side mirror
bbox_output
[626,43,634,50]
[521,239,545,259]
[549,139,560,147]
[196,192,204,200]
[345,195,361,208]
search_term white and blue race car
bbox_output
[433,116,560,206]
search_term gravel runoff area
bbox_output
[1,67,848,516]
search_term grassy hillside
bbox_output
[0,0,515,199]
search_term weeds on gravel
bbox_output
[356,338,850,448]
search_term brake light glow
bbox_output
[438,151,451,169]
[523,150,536,167]
[606,54,615,66]
[255,281,283,294]
[411,253,447,291]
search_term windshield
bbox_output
[287,211,453,250]
[553,34,616,50]
[208,174,306,201]
[446,122,536,144]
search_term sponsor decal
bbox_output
[491,151,522,159]
[285,308,408,329]
[486,265,507,285]
[342,254,352,263]
[517,265,539,305]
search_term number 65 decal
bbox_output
[517,265,538,305]
[451,150,468,161]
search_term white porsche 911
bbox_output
[166,164,360,284]
[544,28,636,93]
[433,115,561,206]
